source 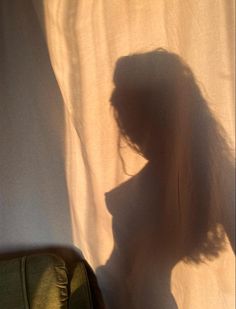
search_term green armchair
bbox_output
[0,252,105,309]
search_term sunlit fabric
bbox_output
[0,0,235,308]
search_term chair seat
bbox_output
[0,254,93,309]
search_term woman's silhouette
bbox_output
[97,49,235,309]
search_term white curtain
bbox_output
[0,0,235,308]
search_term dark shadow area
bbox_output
[97,49,235,308]
[0,0,73,248]
[0,245,83,265]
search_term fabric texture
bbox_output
[69,262,93,309]
[0,254,97,309]
[0,255,68,309]
[0,0,235,308]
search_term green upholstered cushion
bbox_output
[69,262,93,309]
[0,254,68,309]
[0,253,95,309]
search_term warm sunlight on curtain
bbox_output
[1,0,235,308]
[37,1,235,308]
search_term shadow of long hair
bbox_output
[110,48,235,263]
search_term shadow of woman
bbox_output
[97,49,235,309]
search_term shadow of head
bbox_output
[110,48,201,160]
